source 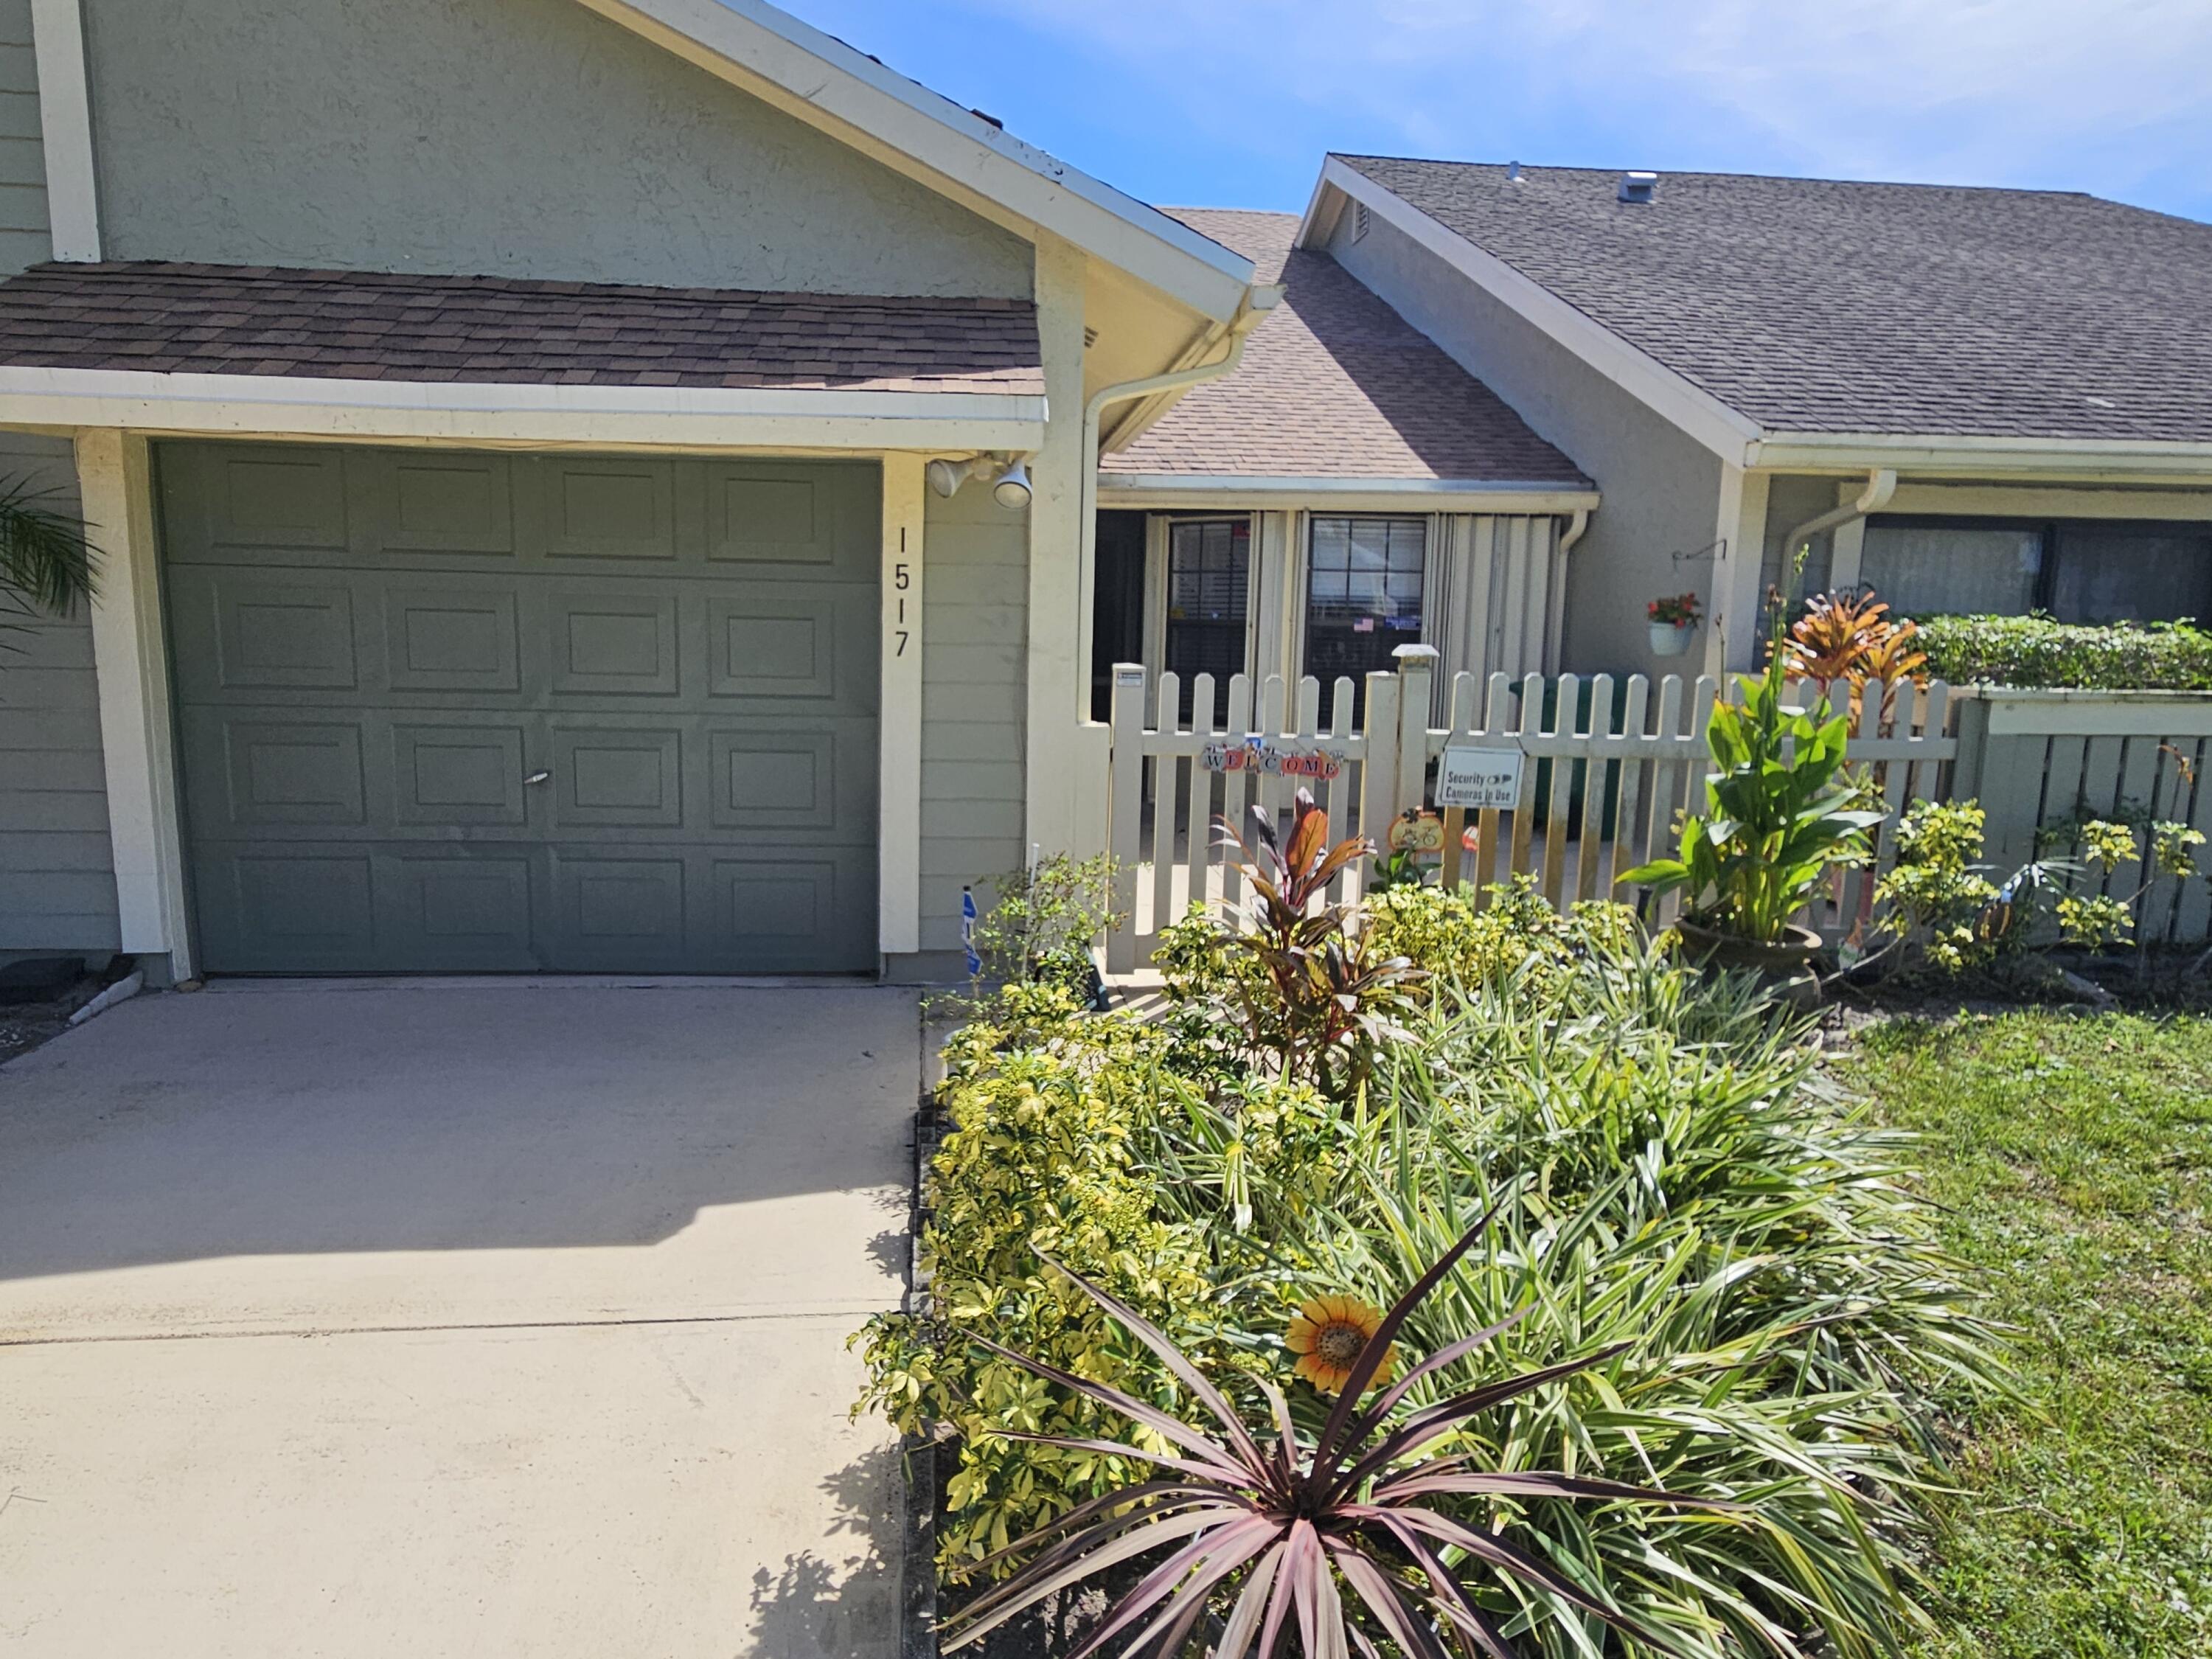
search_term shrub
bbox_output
[967,852,1120,995]
[852,990,1228,1573]
[1912,613,2212,691]
[1873,798,2208,972]
[1364,874,1637,1001]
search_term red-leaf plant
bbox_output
[1214,789,1420,1101]
[943,1206,1733,1659]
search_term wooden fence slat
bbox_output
[1220,673,1254,913]
[1508,673,1542,885]
[1604,675,1649,897]
[1576,674,1614,906]
[1106,664,1145,973]
[1640,677,1686,930]
[2174,737,2212,943]
[1470,672,1514,911]
[1324,677,1357,905]
[1189,674,1220,922]
[1541,673,1579,905]
[1147,672,1180,936]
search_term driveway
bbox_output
[0,980,917,1658]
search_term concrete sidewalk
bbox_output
[0,981,917,1659]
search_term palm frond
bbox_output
[0,476,100,616]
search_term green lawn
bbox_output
[1842,1011,2212,1657]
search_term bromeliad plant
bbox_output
[943,1209,1733,1659]
[1618,650,1885,945]
[1215,790,1420,1101]
[1775,588,1927,724]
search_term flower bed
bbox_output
[859,851,2007,1657]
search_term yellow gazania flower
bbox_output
[1285,1294,1395,1394]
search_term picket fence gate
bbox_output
[1102,648,1958,973]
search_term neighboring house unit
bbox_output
[4,0,2211,983]
[1298,156,2212,678]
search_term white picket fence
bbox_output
[1103,650,1958,973]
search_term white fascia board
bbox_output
[1313,157,1762,463]
[0,367,1046,451]
[1096,474,1600,515]
[1749,431,2212,482]
[571,0,1255,321]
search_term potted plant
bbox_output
[1646,591,1701,656]
[1618,648,1883,1002]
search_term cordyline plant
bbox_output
[1214,790,1420,1100]
[943,1206,1736,1659]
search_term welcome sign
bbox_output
[1199,738,1351,781]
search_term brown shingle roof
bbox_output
[0,262,1043,394]
[1339,156,2212,444]
[1102,209,1587,486]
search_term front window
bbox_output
[1860,524,2043,618]
[1164,518,1250,724]
[1858,518,2212,625]
[1304,516,1425,715]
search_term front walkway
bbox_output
[0,980,917,1659]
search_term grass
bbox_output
[1840,1010,2212,1657]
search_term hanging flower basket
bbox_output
[1647,591,1703,657]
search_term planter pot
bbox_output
[1672,918,1825,1008]
[1649,619,1696,657]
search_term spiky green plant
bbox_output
[943,1208,1736,1659]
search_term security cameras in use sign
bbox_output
[1434,743,1526,810]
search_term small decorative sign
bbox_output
[1200,738,1349,781]
[1387,810,1446,853]
[1435,743,1526,810]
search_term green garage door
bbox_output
[161,443,880,974]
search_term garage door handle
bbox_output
[524,770,552,786]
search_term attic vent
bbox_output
[1082,325,1099,349]
[1352,201,1371,242]
[1618,171,1658,204]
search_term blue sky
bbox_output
[787,0,2212,223]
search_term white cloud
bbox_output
[956,0,2212,201]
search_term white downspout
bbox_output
[1776,467,1897,610]
[1077,290,1282,706]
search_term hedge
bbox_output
[1912,613,2212,692]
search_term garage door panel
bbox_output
[708,723,875,841]
[380,853,538,970]
[535,457,680,562]
[385,585,522,694]
[548,726,684,830]
[549,589,682,697]
[193,850,378,970]
[392,723,530,828]
[192,716,372,831]
[161,444,351,559]
[164,443,880,974]
[361,452,518,556]
[546,854,688,969]
[706,850,874,971]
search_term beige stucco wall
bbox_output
[80,0,1034,297]
[1327,211,1726,681]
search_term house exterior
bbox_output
[4,0,2210,984]
[1296,157,2212,678]
[0,0,1274,981]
